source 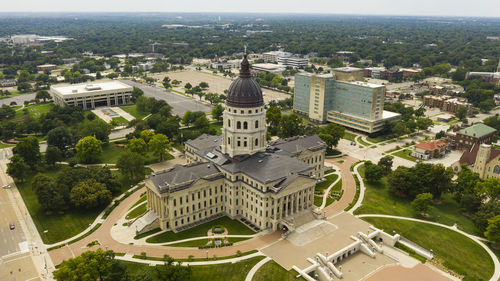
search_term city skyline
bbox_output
[1,0,500,18]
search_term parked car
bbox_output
[3,184,11,189]
[9,222,15,230]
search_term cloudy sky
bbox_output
[1,0,500,17]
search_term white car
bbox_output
[2,185,11,189]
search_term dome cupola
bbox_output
[226,55,264,108]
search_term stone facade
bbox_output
[145,56,326,233]
[473,144,500,180]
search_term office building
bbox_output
[422,95,472,115]
[142,56,326,233]
[293,73,401,133]
[50,81,133,109]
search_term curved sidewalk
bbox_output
[322,155,360,217]
[245,256,271,281]
[48,184,281,266]
[357,214,500,281]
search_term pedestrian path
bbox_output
[245,256,271,281]
[318,169,341,209]
[115,251,265,266]
[357,214,500,281]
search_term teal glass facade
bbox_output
[293,74,311,115]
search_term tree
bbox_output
[76,136,102,163]
[32,174,65,212]
[388,166,414,197]
[156,116,181,139]
[416,118,433,132]
[364,161,384,183]
[162,76,171,89]
[53,249,127,281]
[455,106,468,120]
[17,82,32,92]
[411,193,434,214]
[435,130,446,139]
[132,87,144,101]
[47,127,73,152]
[485,215,500,246]
[149,134,171,161]
[13,136,41,169]
[199,81,209,89]
[182,111,194,126]
[195,91,205,101]
[278,113,303,138]
[266,106,282,135]
[377,156,393,175]
[152,255,192,281]
[80,119,112,143]
[45,146,63,166]
[475,178,500,203]
[184,82,192,90]
[193,115,209,130]
[212,104,224,122]
[392,122,408,137]
[126,138,148,155]
[140,130,155,144]
[70,179,112,209]
[35,90,51,102]
[7,155,29,182]
[117,151,145,180]
[318,123,344,151]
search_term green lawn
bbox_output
[100,144,173,165]
[366,135,393,143]
[391,149,417,162]
[146,216,254,243]
[13,103,53,120]
[253,260,304,281]
[363,217,493,281]
[354,165,482,236]
[357,136,372,147]
[121,256,264,281]
[315,174,339,192]
[16,165,103,244]
[343,131,357,142]
[167,239,210,248]
[314,196,323,207]
[111,116,129,127]
[100,143,126,164]
[126,203,146,220]
[0,142,15,148]
[119,104,148,120]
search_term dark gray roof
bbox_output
[268,135,327,156]
[219,152,313,187]
[149,163,223,194]
[185,134,222,150]
[226,55,264,108]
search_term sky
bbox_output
[1,0,500,18]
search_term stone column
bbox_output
[285,195,289,217]
[295,192,299,213]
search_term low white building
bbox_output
[277,56,308,68]
[252,63,286,74]
[50,81,133,109]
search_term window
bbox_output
[255,120,258,128]
[244,141,247,147]
[243,121,248,129]
[237,141,241,147]
[228,137,231,145]
[255,138,258,146]
[494,165,500,174]
[237,121,241,129]
[228,119,231,127]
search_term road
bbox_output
[0,159,54,280]
[121,80,213,116]
[0,93,36,107]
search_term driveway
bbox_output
[121,80,212,116]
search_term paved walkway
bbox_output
[115,251,265,266]
[323,155,360,217]
[357,214,500,281]
[48,185,282,266]
[318,168,341,209]
[245,256,271,281]
[348,162,366,214]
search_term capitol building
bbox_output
[144,56,327,233]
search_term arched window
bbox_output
[228,137,231,145]
[255,138,259,146]
[255,120,259,129]
[237,121,241,129]
[243,121,248,129]
[494,165,500,174]
[228,119,231,127]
